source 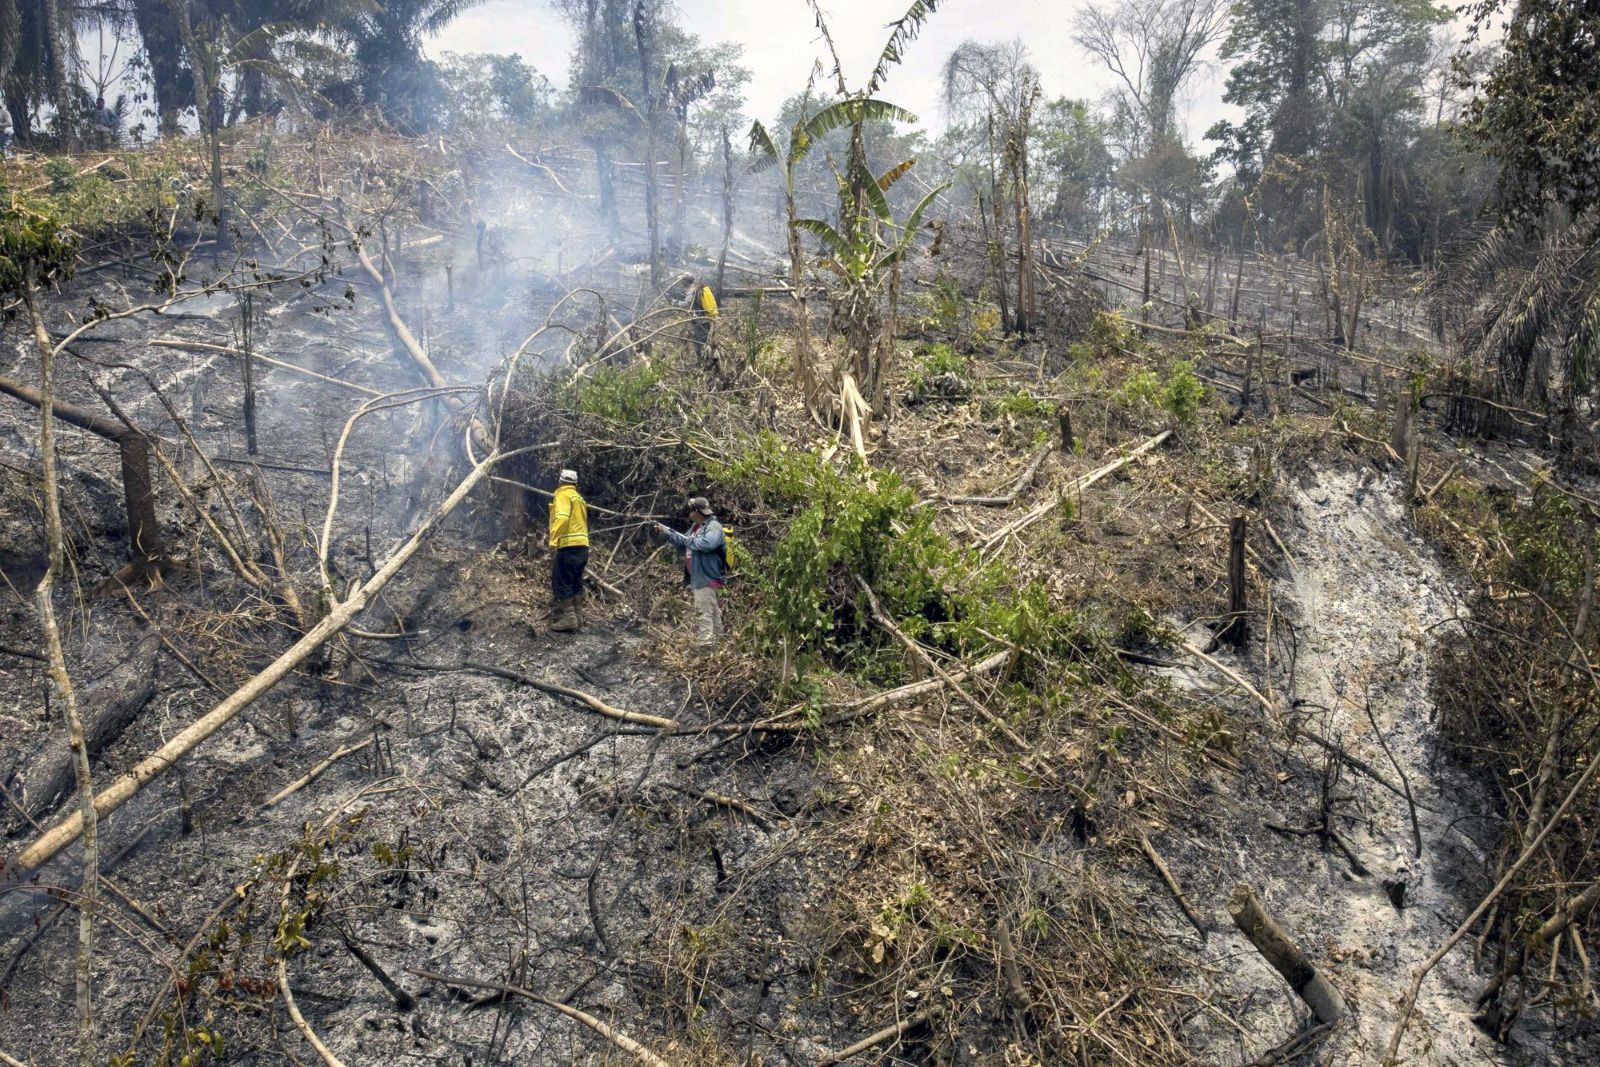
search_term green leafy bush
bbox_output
[988,388,1050,418]
[1086,310,1132,357]
[924,272,965,334]
[1161,359,1206,424]
[558,360,665,426]
[710,433,956,665]
[0,199,77,299]
[1119,369,1162,407]
[708,433,1103,685]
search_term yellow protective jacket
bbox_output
[548,484,589,548]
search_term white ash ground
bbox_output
[1273,466,1498,1065]
[1150,466,1567,1065]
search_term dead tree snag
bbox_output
[0,374,162,574]
[1221,514,1248,648]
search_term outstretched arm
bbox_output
[657,523,723,551]
[681,522,724,552]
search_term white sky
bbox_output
[430,0,1239,144]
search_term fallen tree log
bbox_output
[1474,879,1600,1019]
[5,447,506,876]
[1138,830,1208,939]
[824,650,1012,726]
[980,430,1172,553]
[146,338,383,398]
[817,1006,940,1066]
[857,579,1028,749]
[1230,885,1346,1024]
[943,447,1051,506]
[262,736,376,808]
[3,633,158,836]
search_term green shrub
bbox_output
[558,360,664,426]
[1162,360,1206,424]
[0,199,77,298]
[43,159,76,194]
[926,272,965,335]
[989,388,1050,418]
[739,290,774,366]
[1505,485,1593,597]
[1119,369,1162,407]
[710,433,957,667]
[708,433,1104,686]
[1086,310,1132,357]
[905,341,968,394]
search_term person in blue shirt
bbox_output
[655,496,726,643]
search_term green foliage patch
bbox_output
[558,360,666,427]
[707,432,1103,686]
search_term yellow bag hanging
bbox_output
[699,285,719,319]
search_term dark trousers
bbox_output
[552,545,588,600]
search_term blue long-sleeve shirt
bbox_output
[660,517,726,589]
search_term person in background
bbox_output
[686,281,718,356]
[548,469,589,633]
[656,496,726,643]
[93,96,120,147]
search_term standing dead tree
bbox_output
[3,202,99,1066]
[942,39,1042,333]
[747,79,825,408]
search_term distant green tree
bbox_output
[435,52,552,132]
[1208,0,1450,253]
[1031,97,1115,227]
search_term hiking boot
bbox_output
[549,597,580,633]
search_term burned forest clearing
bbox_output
[3,2,1600,1065]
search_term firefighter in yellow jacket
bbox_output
[548,469,589,633]
[688,283,718,355]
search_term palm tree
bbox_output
[0,0,80,142]
[132,0,191,134]
[334,0,485,132]
[1437,209,1600,411]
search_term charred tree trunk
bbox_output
[1007,95,1038,335]
[4,635,158,835]
[784,186,818,408]
[635,3,660,291]
[715,125,733,297]
[0,375,163,573]
[1221,515,1248,648]
[239,291,257,456]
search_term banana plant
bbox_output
[742,0,945,423]
[795,157,948,408]
[748,96,917,409]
